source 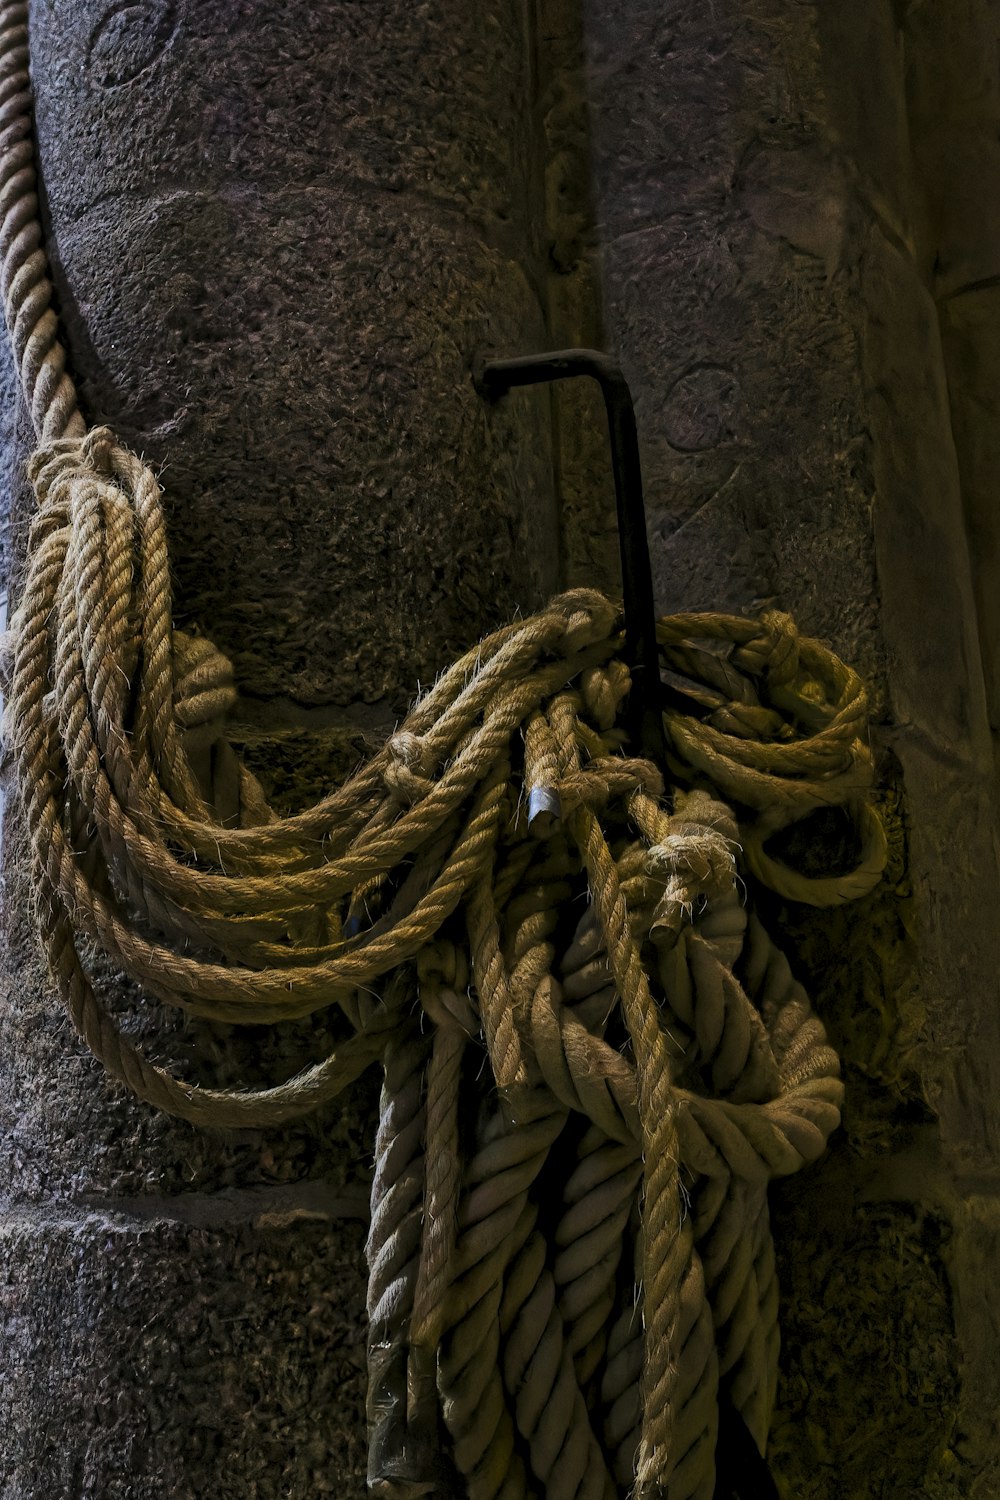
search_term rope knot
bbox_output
[417,943,477,1035]
[647,829,734,886]
[551,588,621,653]
[27,428,142,523]
[580,659,631,732]
[647,790,740,939]
[734,609,800,690]
[384,731,436,806]
[80,424,118,477]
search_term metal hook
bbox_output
[474,347,665,766]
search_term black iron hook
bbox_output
[473,348,666,766]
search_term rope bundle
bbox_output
[3,425,886,1498]
[0,6,887,1492]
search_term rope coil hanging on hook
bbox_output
[0,7,887,1497]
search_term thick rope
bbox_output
[1,428,883,1497]
[0,19,887,1497]
[0,2,82,440]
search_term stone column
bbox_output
[891,3,1000,1488]
[539,0,1000,1494]
[0,2,554,1495]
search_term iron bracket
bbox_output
[474,347,666,766]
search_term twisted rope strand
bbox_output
[0,2,82,439]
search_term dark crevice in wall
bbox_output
[533,0,617,596]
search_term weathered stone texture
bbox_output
[0,1213,369,1499]
[540,0,1000,1493]
[30,0,558,710]
[1,2,556,1495]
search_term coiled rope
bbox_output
[0,6,887,1496]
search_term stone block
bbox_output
[0,1210,370,1499]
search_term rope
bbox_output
[0,2,82,440]
[0,14,887,1497]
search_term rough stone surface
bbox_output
[941,292,1000,731]
[30,0,558,710]
[0,1213,370,1499]
[0,2,556,1495]
[902,0,1000,752]
[540,0,1000,1493]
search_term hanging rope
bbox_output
[0,8,887,1497]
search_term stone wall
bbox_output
[541,1,1000,1494]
